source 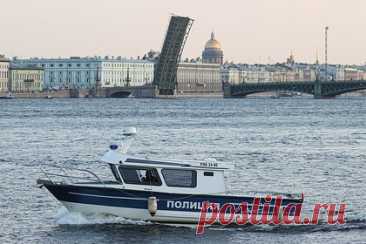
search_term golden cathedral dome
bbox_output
[204,32,222,50]
[202,31,223,64]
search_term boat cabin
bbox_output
[100,147,234,195]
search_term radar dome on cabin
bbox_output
[202,32,224,65]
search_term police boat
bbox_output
[37,128,304,224]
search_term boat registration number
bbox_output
[200,162,218,168]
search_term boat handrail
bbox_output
[245,191,303,199]
[39,164,106,187]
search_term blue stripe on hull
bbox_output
[45,183,302,215]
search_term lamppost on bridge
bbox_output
[325,26,329,82]
[314,26,329,98]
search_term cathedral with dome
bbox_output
[174,31,224,96]
[202,32,223,65]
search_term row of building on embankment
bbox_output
[0,60,222,98]
[0,59,222,98]
[0,33,224,97]
[1,32,366,98]
[222,53,366,84]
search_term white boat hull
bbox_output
[61,201,205,224]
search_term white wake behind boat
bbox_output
[37,128,303,224]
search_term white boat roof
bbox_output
[100,149,234,170]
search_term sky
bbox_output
[1,0,365,65]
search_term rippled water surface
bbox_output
[1,97,366,243]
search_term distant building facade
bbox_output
[221,66,240,84]
[12,57,154,90]
[9,66,44,92]
[317,65,366,81]
[344,68,364,80]
[222,64,316,84]
[202,32,223,65]
[176,62,222,95]
[0,55,10,93]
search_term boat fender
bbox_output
[148,196,157,216]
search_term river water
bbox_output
[0,97,365,243]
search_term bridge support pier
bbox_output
[223,84,232,98]
[314,79,322,99]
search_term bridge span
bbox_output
[224,80,366,98]
[96,85,155,98]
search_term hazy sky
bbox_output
[1,0,365,64]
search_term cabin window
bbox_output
[110,164,122,183]
[204,172,214,176]
[118,166,162,186]
[161,169,197,188]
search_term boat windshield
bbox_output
[118,166,162,186]
[110,164,122,183]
